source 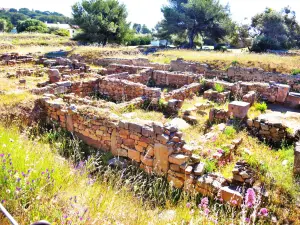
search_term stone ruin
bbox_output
[2,53,300,205]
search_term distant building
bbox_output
[45,22,79,37]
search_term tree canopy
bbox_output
[0,8,70,28]
[250,7,300,52]
[72,0,130,45]
[16,19,48,33]
[157,0,233,48]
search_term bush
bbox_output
[254,102,267,112]
[127,34,151,46]
[291,69,300,75]
[16,19,48,33]
[214,83,224,93]
[251,35,287,52]
[214,44,228,52]
[52,28,70,37]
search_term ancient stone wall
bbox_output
[40,97,248,201]
[152,70,200,88]
[170,59,208,74]
[246,118,291,143]
[98,78,161,102]
[165,83,202,101]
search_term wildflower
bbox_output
[0,154,4,157]
[1,200,5,204]
[199,197,209,208]
[245,188,256,208]
[186,202,191,208]
[217,149,224,154]
[245,218,250,223]
[231,200,238,206]
[259,208,268,217]
[204,208,210,216]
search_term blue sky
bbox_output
[1,0,300,28]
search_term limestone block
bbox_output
[169,154,188,165]
[276,84,290,103]
[128,149,141,162]
[228,101,250,119]
[154,143,172,174]
[219,186,243,206]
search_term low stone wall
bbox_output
[106,64,152,75]
[205,79,298,106]
[39,97,248,201]
[246,118,291,143]
[98,78,161,102]
[170,59,208,74]
[165,83,202,101]
[152,70,200,88]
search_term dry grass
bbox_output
[149,50,300,74]
[72,46,143,60]
[0,33,75,47]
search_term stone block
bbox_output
[219,186,243,206]
[194,162,205,176]
[154,144,172,174]
[169,154,188,165]
[228,101,250,119]
[128,149,141,162]
[276,84,290,103]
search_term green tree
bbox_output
[72,0,130,45]
[157,0,232,48]
[16,19,48,33]
[250,7,300,52]
[0,18,13,32]
[0,19,7,32]
[141,24,151,34]
[133,23,142,33]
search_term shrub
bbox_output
[214,44,228,52]
[214,83,224,93]
[52,28,70,37]
[291,69,300,75]
[16,19,48,33]
[127,34,151,46]
[254,102,267,112]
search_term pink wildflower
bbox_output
[245,188,256,208]
[259,208,268,217]
[200,197,209,208]
[186,202,191,208]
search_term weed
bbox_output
[223,126,236,138]
[231,60,239,66]
[254,102,268,112]
[291,68,300,75]
[214,83,225,93]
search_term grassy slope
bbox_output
[149,50,300,74]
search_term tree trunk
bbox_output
[188,31,195,49]
[103,37,108,46]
